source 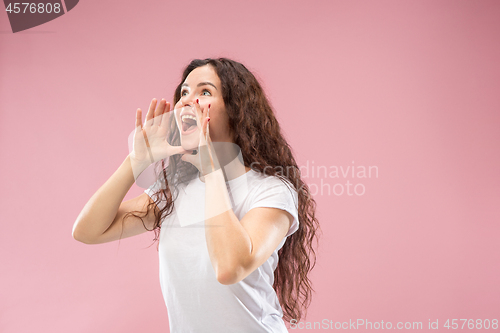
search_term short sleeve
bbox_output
[247,177,299,238]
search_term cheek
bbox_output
[210,113,231,133]
[209,107,227,121]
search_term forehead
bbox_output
[183,65,220,87]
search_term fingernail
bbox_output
[196,99,199,104]
[208,104,211,109]
[208,118,210,122]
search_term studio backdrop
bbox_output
[1,0,499,332]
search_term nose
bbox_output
[180,93,195,108]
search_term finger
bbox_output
[181,153,195,164]
[194,99,205,131]
[136,108,143,130]
[201,116,210,137]
[169,146,194,156]
[201,102,209,136]
[154,99,166,126]
[160,102,171,128]
[199,123,208,146]
[206,104,211,139]
[145,98,157,127]
[165,101,171,115]
[199,103,210,140]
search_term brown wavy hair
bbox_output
[124,58,321,324]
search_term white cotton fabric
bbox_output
[144,168,299,333]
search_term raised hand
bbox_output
[129,98,190,179]
[181,99,221,177]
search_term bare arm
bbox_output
[72,98,189,244]
[204,169,292,285]
[72,155,156,244]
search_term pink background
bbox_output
[1,0,499,332]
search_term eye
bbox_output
[202,89,211,96]
[181,89,188,96]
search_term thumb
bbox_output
[170,145,192,156]
[181,152,196,164]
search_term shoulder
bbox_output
[250,169,297,195]
[245,169,300,238]
[246,169,299,210]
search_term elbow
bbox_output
[72,229,89,244]
[72,222,95,245]
[216,270,238,285]
[215,265,244,285]
[215,254,254,285]
[72,222,84,243]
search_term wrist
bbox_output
[128,154,151,180]
[203,168,224,183]
[204,169,232,220]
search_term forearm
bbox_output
[72,155,147,241]
[204,169,252,284]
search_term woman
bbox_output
[73,58,320,332]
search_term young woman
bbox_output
[73,58,320,332]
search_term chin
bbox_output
[180,130,200,150]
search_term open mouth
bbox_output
[181,114,198,135]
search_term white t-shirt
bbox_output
[144,168,299,333]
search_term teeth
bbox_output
[181,114,197,122]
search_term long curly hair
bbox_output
[125,58,321,324]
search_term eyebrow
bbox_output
[181,82,218,90]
